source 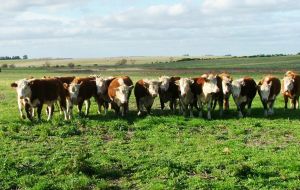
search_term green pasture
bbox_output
[0,55,299,189]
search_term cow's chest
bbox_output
[236,96,247,104]
[30,99,41,107]
[199,93,211,104]
[140,96,154,107]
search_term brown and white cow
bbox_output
[191,74,219,120]
[257,76,281,116]
[176,78,195,117]
[11,78,68,121]
[231,77,257,118]
[95,76,115,114]
[282,71,300,109]
[108,76,134,116]
[158,76,180,113]
[212,73,233,115]
[64,77,99,118]
[134,79,161,116]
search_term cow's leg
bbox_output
[146,106,152,115]
[85,99,90,116]
[37,104,43,121]
[173,99,177,114]
[224,96,229,111]
[160,97,165,110]
[59,97,68,120]
[296,96,300,109]
[169,101,173,112]
[262,100,268,116]
[120,105,125,117]
[247,100,252,116]
[66,99,73,120]
[236,103,243,118]
[18,98,26,119]
[25,103,33,121]
[78,100,83,115]
[104,102,109,115]
[137,98,142,116]
[189,103,194,117]
[218,97,223,117]
[284,95,288,109]
[179,99,183,115]
[197,98,203,118]
[207,99,212,120]
[268,100,275,115]
[47,105,53,121]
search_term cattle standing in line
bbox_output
[134,79,161,116]
[108,76,134,116]
[64,77,99,119]
[158,76,180,113]
[257,76,281,116]
[191,74,219,120]
[231,77,257,118]
[95,76,115,114]
[282,71,300,109]
[11,78,68,121]
[176,78,195,117]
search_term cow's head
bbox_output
[283,76,294,95]
[258,79,272,102]
[176,78,194,97]
[231,79,245,99]
[203,74,219,94]
[144,79,161,98]
[95,77,107,95]
[115,85,134,104]
[221,76,232,96]
[65,81,82,101]
[11,79,32,99]
[159,76,171,91]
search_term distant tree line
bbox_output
[0,55,28,60]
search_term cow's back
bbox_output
[29,79,64,102]
[241,77,256,99]
[134,80,149,98]
[108,76,133,99]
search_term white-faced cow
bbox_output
[191,74,219,120]
[158,76,180,113]
[95,76,115,115]
[231,77,257,118]
[176,78,195,117]
[257,76,281,116]
[108,76,134,116]
[64,77,99,119]
[282,71,300,109]
[134,79,161,116]
[11,78,68,121]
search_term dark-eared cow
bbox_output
[11,78,68,121]
[176,78,195,117]
[64,77,99,119]
[108,76,134,116]
[134,79,161,116]
[231,77,257,118]
[282,71,300,109]
[191,74,219,119]
[95,76,115,114]
[257,76,281,116]
[158,76,180,113]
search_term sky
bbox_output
[0,0,299,58]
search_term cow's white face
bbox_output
[159,76,171,91]
[222,77,232,95]
[145,80,161,97]
[283,76,294,93]
[68,83,81,101]
[231,79,244,99]
[203,75,219,94]
[13,79,32,99]
[178,78,193,97]
[115,85,134,104]
[95,77,107,95]
[259,81,272,102]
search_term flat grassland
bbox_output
[0,55,300,189]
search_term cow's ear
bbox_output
[129,85,134,90]
[241,81,245,86]
[143,81,149,88]
[11,82,17,88]
[204,78,209,82]
[189,79,194,84]
[175,81,179,86]
[268,81,272,86]
[63,83,69,89]
[79,81,83,85]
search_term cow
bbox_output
[64,77,99,119]
[134,79,161,116]
[257,76,281,116]
[212,73,233,115]
[108,76,134,116]
[231,77,257,118]
[95,76,115,114]
[282,71,300,109]
[176,78,195,117]
[191,74,219,120]
[11,78,68,121]
[158,76,180,113]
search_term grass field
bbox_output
[0,55,300,189]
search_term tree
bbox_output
[23,55,28,59]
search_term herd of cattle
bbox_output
[10,71,300,121]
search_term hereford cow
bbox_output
[231,77,257,118]
[191,74,219,120]
[176,78,195,117]
[64,77,99,118]
[95,76,115,114]
[134,79,161,116]
[257,76,281,116]
[282,71,300,109]
[11,78,68,121]
[158,76,180,113]
[108,76,134,116]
